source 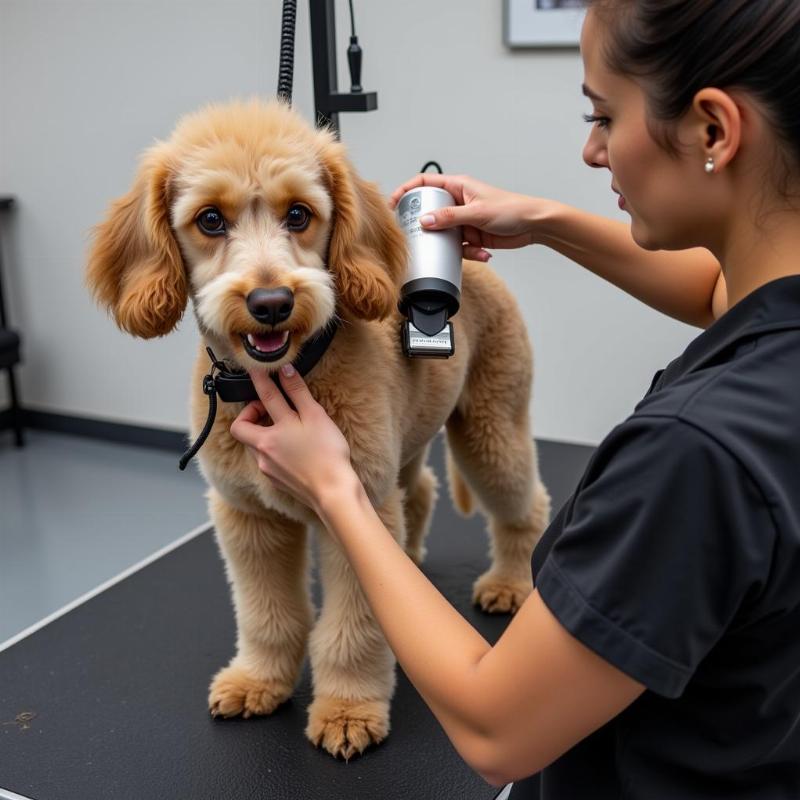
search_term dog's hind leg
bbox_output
[207,489,313,719]
[305,486,406,760]
[444,349,552,615]
[399,444,439,566]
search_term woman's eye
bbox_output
[582,113,611,130]
[286,204,312,231]
[196,207,226,236]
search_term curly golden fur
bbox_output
[86,99,551,760]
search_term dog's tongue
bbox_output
[251,332,286,352]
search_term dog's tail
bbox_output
[445,445,476,517]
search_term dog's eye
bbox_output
[286,204,312,232]
[196,207,226,236]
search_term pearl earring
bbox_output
[704,157,715,174]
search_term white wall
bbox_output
[0,0,698,446]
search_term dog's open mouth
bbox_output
[240,330,292,362]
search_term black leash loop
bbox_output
[179,348,223,471]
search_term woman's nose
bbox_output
[582,131,608,169]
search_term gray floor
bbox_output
[0,429,209,645]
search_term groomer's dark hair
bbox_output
[588,0,800,196]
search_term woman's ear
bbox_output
[319,138,407,321]
[86,141,187,338]
[689,87,742,172]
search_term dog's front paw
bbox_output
[305,696,389,761]
[472,570,532,615]
[208,664,293,719]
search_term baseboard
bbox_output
[0,407,597,462]
[0,408,188,453]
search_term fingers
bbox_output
[463,224,483,246]
[419,202,476,231]
[230,402,270,449]
[389,173,450,208]
[277,364,318,416]
[464,245,491,262]
[248,369,293,422]
[237,401,267,423]
[389,173,470,209]
[462,226,492,262]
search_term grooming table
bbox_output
[0,437,592,800]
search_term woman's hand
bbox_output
[229,364,355,515]
[389,173,545,261]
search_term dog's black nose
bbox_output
[246,287,294,326]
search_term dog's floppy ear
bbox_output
[319,139,406,321]
[86,141,187,338]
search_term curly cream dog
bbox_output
[86,99,551,760]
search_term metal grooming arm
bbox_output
[309,0,378,135]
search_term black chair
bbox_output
[0,196,24,447]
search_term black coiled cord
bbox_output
[277,0,297,103]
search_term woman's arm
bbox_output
[317,470,644,786]
[532,200,725,328]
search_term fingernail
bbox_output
[419,214,435,227]
[281,363,296,377]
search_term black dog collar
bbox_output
[179,322,339,471]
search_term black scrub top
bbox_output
[517,275,800,800]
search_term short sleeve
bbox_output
[535,415,774,698]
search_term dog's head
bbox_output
[86,99,406,368]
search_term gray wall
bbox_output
[0,0,698,446]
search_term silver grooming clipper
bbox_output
[396,187,462,358]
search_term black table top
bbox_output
[0,436,592,800]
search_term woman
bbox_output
[230,2,800,796]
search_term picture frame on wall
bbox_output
[504,0,586,48]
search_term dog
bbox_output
[86,99,552,760]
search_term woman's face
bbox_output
[579,10,712,251]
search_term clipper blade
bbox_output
[401,320,455,359]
